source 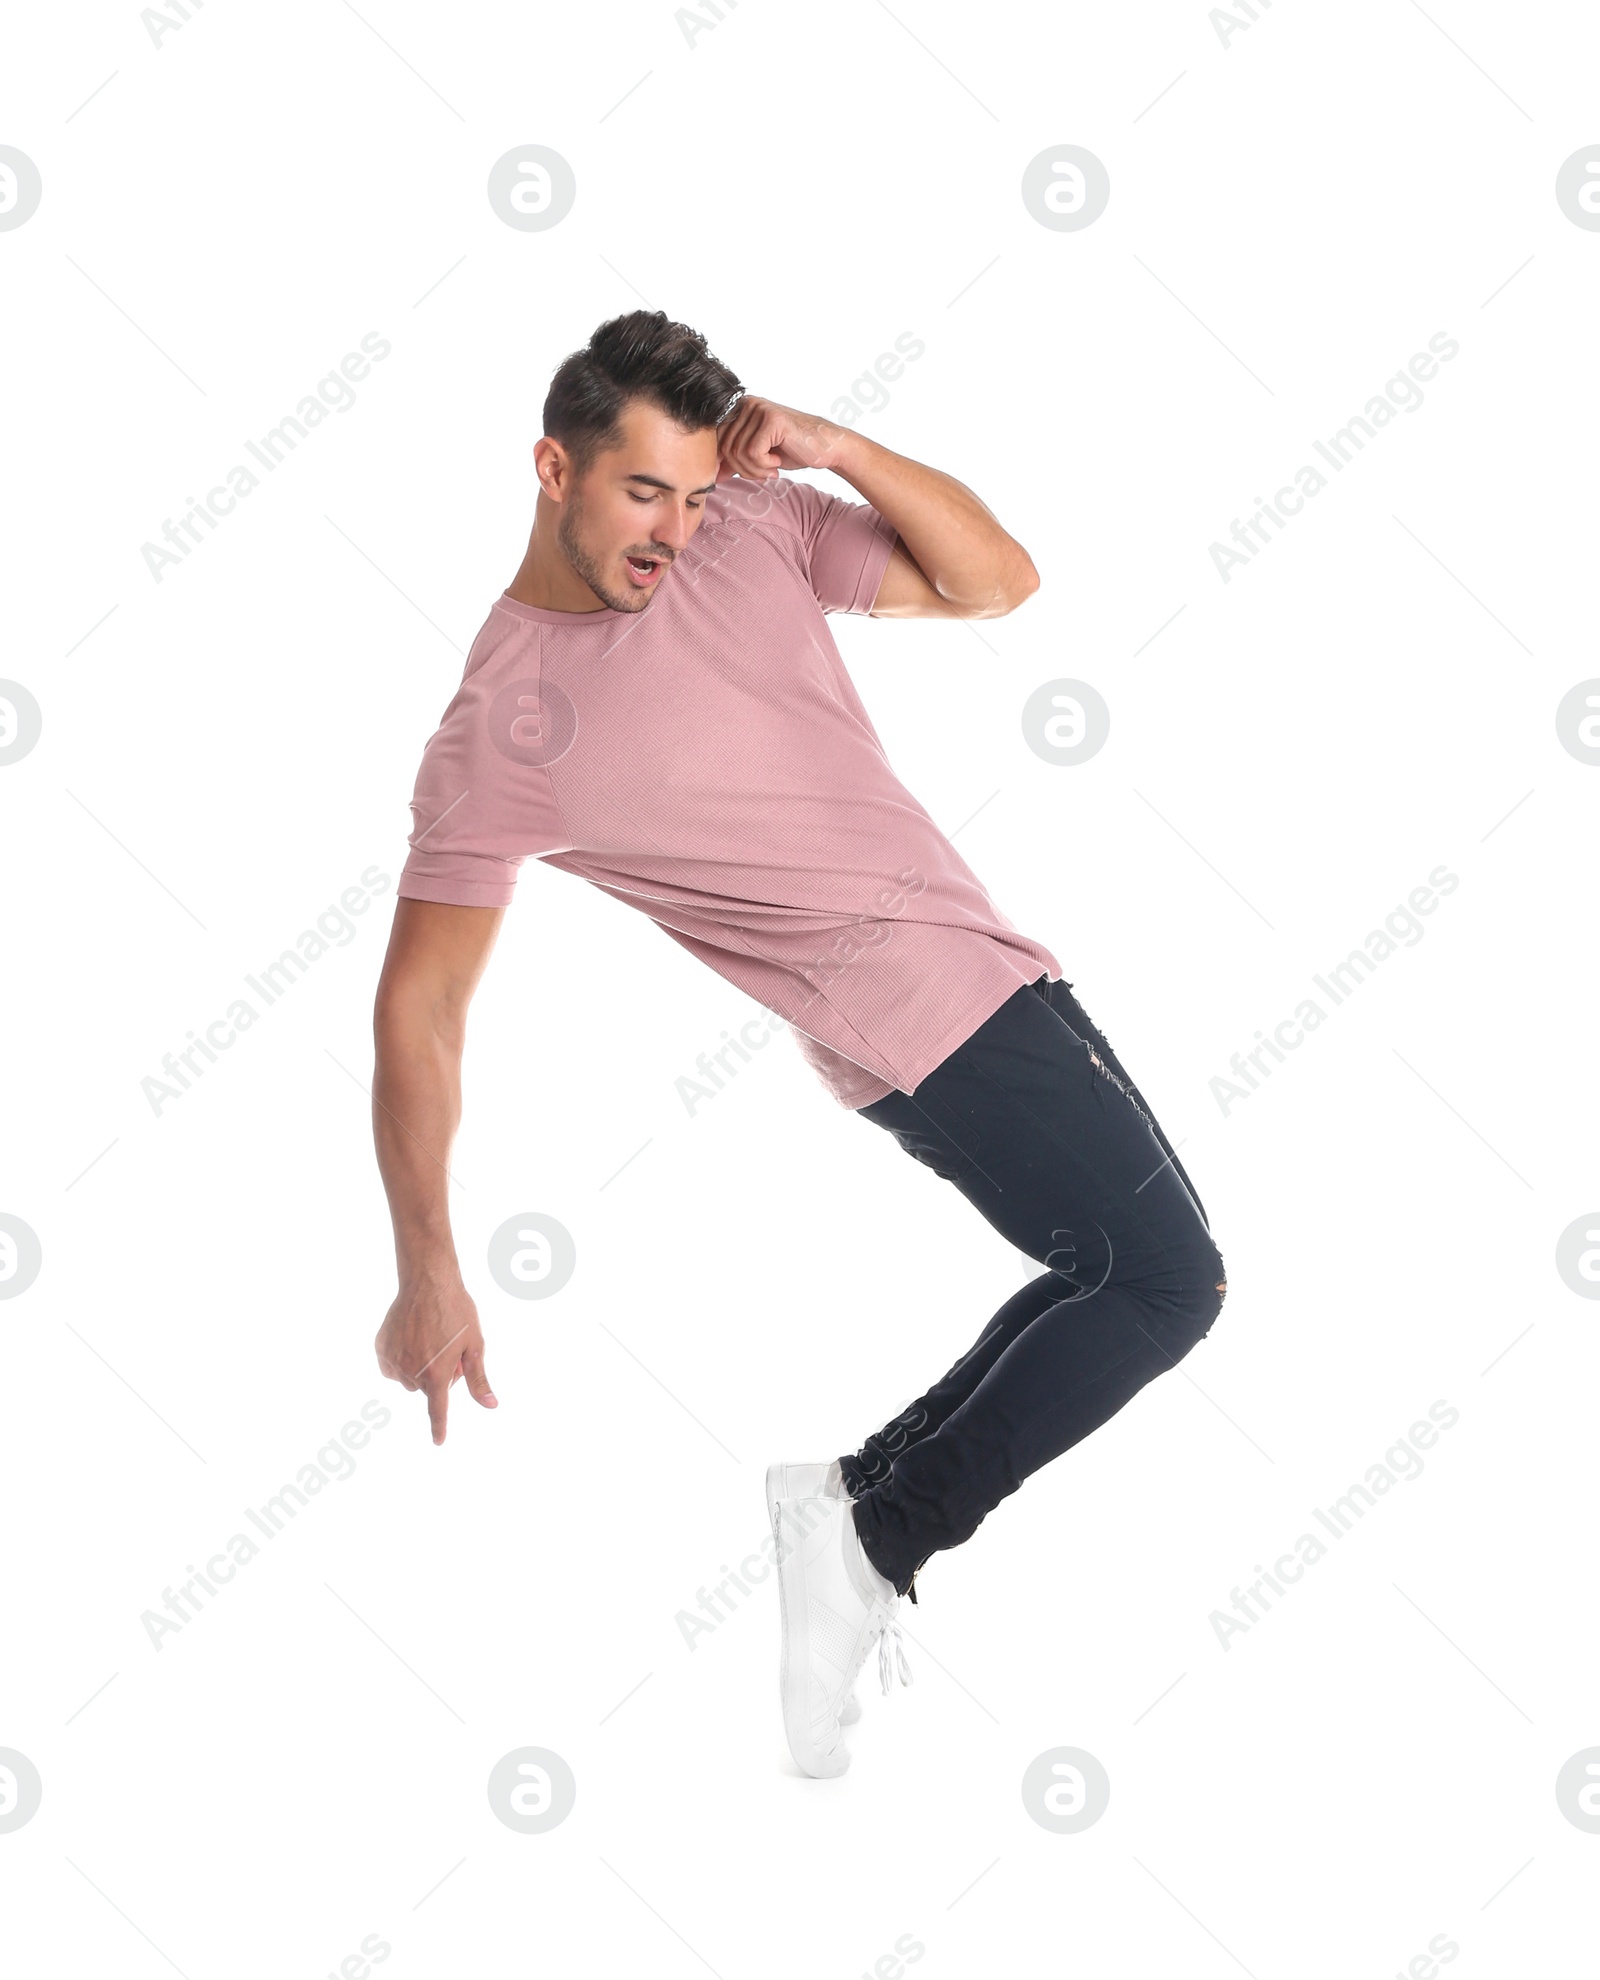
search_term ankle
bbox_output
[845,1502,899,1606]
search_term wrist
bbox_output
[821,422,872,479]
[397,1247,463,1293]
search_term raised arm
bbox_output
[715,394,1039,620]
[371,897,506,1444]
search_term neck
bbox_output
[505,498,608,614]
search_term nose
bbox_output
[653,503,699,553]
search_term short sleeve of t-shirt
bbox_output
[760,476,898,615]
[398,616,574,909]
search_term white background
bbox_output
[3,1,1598,1974]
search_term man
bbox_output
[371,310,1226,1779]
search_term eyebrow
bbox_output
[624,472,718,495]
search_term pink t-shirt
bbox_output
[397,472,1061,1107]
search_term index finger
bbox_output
[423,1362,457,1445]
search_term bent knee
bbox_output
[1170,1242,1226,1348]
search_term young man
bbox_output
[371,311,1226,1779]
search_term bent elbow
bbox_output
[1006,552,1041,613]
[968,553,1040,620]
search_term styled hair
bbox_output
[542,310,744,476]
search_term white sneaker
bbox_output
[767,1469,912,1777]
[766,1458,848,1504]
[764,1461,862,1723]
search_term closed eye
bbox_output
[628,492,702,508]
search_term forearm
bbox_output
[372,1000,466,1287]
[824,426,1038,615]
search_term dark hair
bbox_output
[542,310,744,476]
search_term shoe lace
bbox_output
[877,1617,913,1695]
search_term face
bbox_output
[552,399,721,614]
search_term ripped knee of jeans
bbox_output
[1181,1252,1227,1346]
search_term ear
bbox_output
[533,435,570,501]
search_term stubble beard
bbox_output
[558,492,651,616]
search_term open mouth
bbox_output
[625,554,667,588]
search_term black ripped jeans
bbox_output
[841,974,1226,1598]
